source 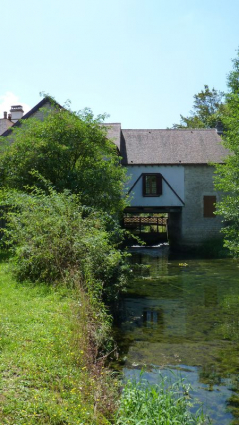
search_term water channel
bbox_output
[115,246,239,425]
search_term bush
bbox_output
[0,186,128,300]
[0,186,130,356]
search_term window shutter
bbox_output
[204,196,216,217]
[143,175,146,196]
[156,174,162,196]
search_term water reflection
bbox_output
[116,247,239,425]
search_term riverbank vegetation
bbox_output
[0,101,209,424]
[0,255,119,424]
[0,103,127,423]
[116,377,207,425]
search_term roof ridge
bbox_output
[1,96,62,137]
[104,122,121,125]
[122,128,215,131]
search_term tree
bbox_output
[172,85,225,129]
[214,50,239,256]
[0,103,127,217]
[227,48,239,93]
[214,94,239,255]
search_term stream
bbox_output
[115,246,239,425]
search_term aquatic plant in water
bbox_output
[116,374,208,424]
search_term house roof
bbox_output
[1,96,229,165]
[104,123,121,150]
[120,129,229,165]
[1,97,61,137]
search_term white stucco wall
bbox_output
[126,165,184,207]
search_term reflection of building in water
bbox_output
[130,251,170,278]
[143,308,163,328]
[120,297,186,338]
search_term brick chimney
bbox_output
[10,105,24,123]
[3,111,7,119]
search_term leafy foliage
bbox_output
[227,48,239,93]
[214,95,239,256]
[0,104,127,217]
[172,85,224,129]
[0,186,128,300]
[214,50,239,256]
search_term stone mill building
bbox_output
[1,97,229,248]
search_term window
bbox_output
[204,196,216,217]
[143,173,162,197]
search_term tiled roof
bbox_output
[120,129,229,165]
[105,123,121,150]
[1,96,229,166]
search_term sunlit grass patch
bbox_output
[0,262,111,424]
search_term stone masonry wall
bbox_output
[0,119,13,136]
[180,165,223,246]
[30,101,52,121]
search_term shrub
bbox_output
[0,186,128,300]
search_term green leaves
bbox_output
[0,105,127,218]
[227,48,239,94]
[172,85,225,129]
[0,187,128,295]
[214,51,239,256]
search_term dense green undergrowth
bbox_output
[0,186,124,423]
[0,188,209,424]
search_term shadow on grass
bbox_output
[0,249,11,263]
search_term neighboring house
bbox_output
[0,112,13,136]
[1,97,229,248]
[0,105,25,136]
[1,98,55,137]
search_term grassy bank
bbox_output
[0,258,116,425]
[0,256,210,425]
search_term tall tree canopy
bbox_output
[172,48,239,255]
[227,48,239,94]
[214,49,239,256]
[172,85,225,129]
[0,104,127,217]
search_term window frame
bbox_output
[142,173,162,197]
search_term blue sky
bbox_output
[1,0,239,128]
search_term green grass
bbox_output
[115,376,208,425]
[0,260,112,424]
[0,255,209,425]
